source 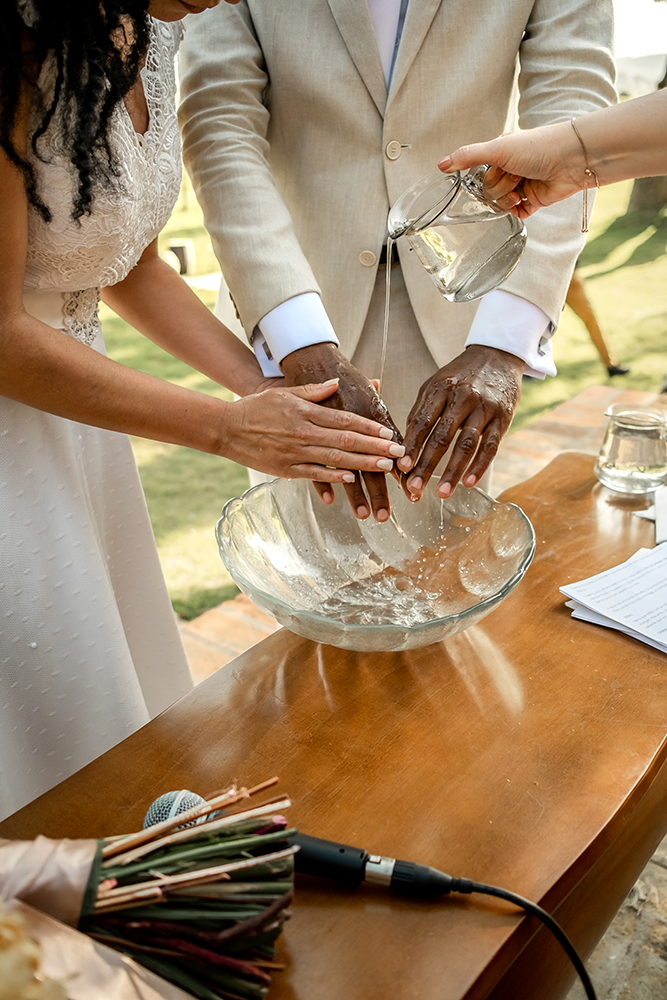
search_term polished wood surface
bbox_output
[3,453,667,1000]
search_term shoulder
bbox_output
[150,16,184,57]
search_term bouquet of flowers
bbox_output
[0,900,66,1000]
[0,778,295,1000]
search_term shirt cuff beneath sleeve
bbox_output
[253,293,340,376]
[465,289,557,379]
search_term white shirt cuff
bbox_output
[465,289,557,379]
[252,292,340,376]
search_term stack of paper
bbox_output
[561,545,667,654]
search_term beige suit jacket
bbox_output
[179,0,616,368]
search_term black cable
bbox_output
[449,878,597,1000]
[288,836,597,1000]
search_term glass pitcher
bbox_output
[387,166,527,302]
[594,403,667,494]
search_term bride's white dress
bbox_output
[0,19,193,821]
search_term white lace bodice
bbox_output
[23,18,182,344]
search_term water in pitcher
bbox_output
[388,167,527,304]
[408,213,527,302]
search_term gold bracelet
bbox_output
[571,119,599,233]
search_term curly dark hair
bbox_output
[0,0,151,222]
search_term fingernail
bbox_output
[438,156,453,170]
[322,491,333,503]
[376,458,393,471]
[356,505,369,519]
[342,473,356,483]
[378,427,393,439]
[464,474,477,487]
[323,378,339,386]
[438,482,452,498]
[408,476,423,493]
[389,443,405,457]
[398,456,413,471]
[376,508,389,522]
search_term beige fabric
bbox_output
[179,0,615,373]
[351,260,435,430]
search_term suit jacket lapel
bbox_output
[326,0,387,116]
[389,0,443,103]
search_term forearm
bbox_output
[102,253,268,397]
[574,91,667,186]
[0,309,229,454]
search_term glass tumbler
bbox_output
[594,404,667,494]
[387,165,527,302]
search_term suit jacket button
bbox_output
[359,251,377,266]
[385,140,402,160]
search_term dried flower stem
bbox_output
[101,786,242,859]
[102,778,280,860]
[103,798,291,869]
[95,847,298,909]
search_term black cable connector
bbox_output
[289,834,597,1000]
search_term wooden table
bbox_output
[3,453,667,1000]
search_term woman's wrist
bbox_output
[194,394,236,458]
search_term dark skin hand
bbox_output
[281,343,403,521]
[397,345,524,500]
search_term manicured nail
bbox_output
[356,505,369,518]
[389,443,405,457]
[322,491,333,503]
[464,474,477,487]
[378,427,393,439]
[376,508,389,522]
[408,476,423,493]
[376,458,393,471]
[323,378,339,386]
[342,473,356,483]
[438,156,453,170]
[398,456,413,471]
[437,482,452,498]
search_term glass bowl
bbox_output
[216,478,535,652]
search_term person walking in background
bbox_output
[0,0,401,821]
[566,267,630,378]
[179,0,616,517]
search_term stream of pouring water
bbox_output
[378,236,393,393]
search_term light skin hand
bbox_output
[437,92,667,217]
[224,378,404,481]
[280,342,403,521]
[437,122,584,219]
[397,345,524,500]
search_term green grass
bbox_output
[101,177,667,619]
[514,180,667,429]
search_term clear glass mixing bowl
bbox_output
[216,478,535,652]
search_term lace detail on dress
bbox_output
[23,19,183,305]
[62,289,101,346]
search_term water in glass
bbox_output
[595,406,667,494]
